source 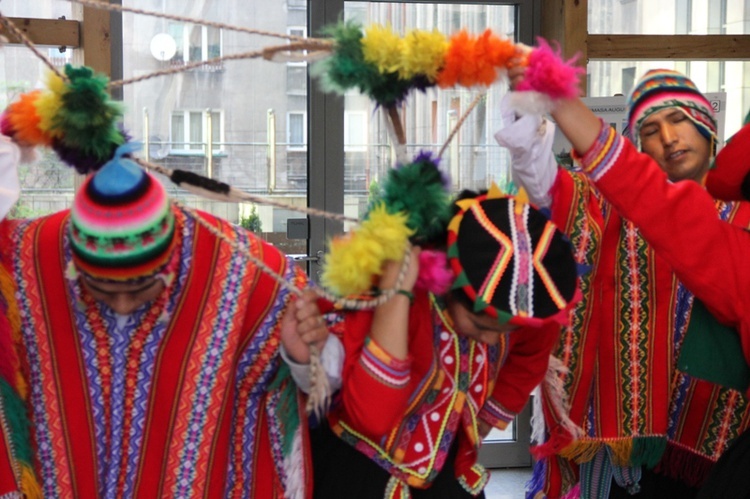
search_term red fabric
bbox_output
[592,139,750,382]
[0,209,307,497]
[481,321,560,422]
[327,290,555,489]
[34,211,100,497]
[706,122,750,201]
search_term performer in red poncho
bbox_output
[0,138,340,498]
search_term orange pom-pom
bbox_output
[437,30,472,88]
[437,29,514,88]
[481,30,516,72]
[5,90,51,146]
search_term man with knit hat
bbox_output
[496,68,750,498]
[0,138,341,498]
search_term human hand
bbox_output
[280,289,329,364]
[378,245,421,295]
[507,57,527,91]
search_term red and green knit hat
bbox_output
[627,69,717,155]
[69,144,176,282]
[446,185,579,327]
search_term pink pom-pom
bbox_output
[561,483,581,499]
[415,250,453,295]
[517,38,584,100]
[0,113,14,137]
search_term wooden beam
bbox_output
[588,34,750,61]
[540,0,588,93]
[72,3,112,76]
[1,17,80,48]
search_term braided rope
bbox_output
[109,40,332,88]
[135,158,359,224]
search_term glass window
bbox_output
[167,22,222,64]
[287,112,306,149]
[122,0,309,255]
[341,2,517,225]
[169,110,224,153]
[287,66,307,94]
[588,0,732,35]
[344,111,368,152]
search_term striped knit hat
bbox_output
[627,69,717,155]
[69,144,176,282]
[447,185,578,327]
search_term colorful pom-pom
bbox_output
[321,204,412,297]
[436,30,514,88]
[51,65,125,172]
[362,25,403,75]
[379,151,452,245]
[4,90,51,147]
[415,249,453,294]
[400,29,448,81]
[35,70,67,140]
[516,38,584,100]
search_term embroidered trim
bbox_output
[360,337,412,389]
[480,397,516,426]
[384,475,411,499]
[457,462,489,495]
[574,119,624,181]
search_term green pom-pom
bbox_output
[53,65,124,162]
[311,21,412,107]
[378,152,452,244]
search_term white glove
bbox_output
[494,93,558,208]
[0,136,20,220]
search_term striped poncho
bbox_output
[0,207,311,498]
[530,151,750,498]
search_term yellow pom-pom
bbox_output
[321,233,383,296]
[35,71,67,138]
[400,29,448,81]
[320,204,413,297]
[362,24,403,75]
[359,204,412,261]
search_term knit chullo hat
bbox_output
[69,143,176,282]
[447,185,579,327]
[627,69,717,155]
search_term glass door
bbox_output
[311,0,540,468]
